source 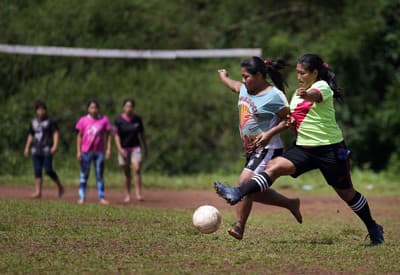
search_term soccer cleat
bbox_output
[214,181,242,205]
[367,224,384,246]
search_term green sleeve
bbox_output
[309,81,333,101]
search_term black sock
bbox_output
[238,172,271,196]
[347,191,377,230]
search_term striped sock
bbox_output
[238,172,271,196]
[347,191,377,230]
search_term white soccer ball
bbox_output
[192,205,222,234]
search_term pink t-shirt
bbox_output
[75,115,112,153]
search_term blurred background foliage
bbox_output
[0,0,399,175]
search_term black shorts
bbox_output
[281,141,352,189]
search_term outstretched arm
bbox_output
[296,88,323,103]
[217,69,242,94]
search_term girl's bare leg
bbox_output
[232,169,255,237]
[133,161,143,201]
[231,165,302,240]
[32,178,42,199]
[123,165,132,203]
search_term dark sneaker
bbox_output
[214,181,242,205]
[367,224,384,246]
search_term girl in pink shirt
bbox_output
[75,100,112,205]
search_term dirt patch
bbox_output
[1,184,399,220]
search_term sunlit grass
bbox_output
[1,199,399,273]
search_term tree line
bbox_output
[0,0,399,174]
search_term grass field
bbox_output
[1,170,399,273]
[1,197,399,274]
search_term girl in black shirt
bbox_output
[114,99,147,203]
[24,101,64,198]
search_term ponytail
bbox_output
[240,56,287,93]
[297,54,344,103]
[264,59,287,93]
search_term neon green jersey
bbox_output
[290,80,343,146]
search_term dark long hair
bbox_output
[87,99,100,109]
[240,56,287,93]
[122,98,135,107]
[34,100,48,119]
[297,54,344,103]
[35,100,47,111]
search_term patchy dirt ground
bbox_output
[0,184,398,219]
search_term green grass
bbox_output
[1,168,399,197]
[1,199,399,273]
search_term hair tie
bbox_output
[323,63,329,69]
[264,59,271,65]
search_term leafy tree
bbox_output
[0,0,399,174]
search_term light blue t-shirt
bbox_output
[238,84,288,152]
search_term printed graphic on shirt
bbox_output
[75,115,112,153]
[28,118,58,156]
[86,125,100,144]
[238,84,288,152]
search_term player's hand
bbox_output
[118,148,127,158]
[296,88,307,99]
[77,152,82,161]
[105,149,111,160]
[51,146,57,155]
[254,132,272,148]
[277,119,287,129]
[217,69,229,79]
[285,114,297,130]
[24,148,29,157]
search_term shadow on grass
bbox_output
[270,238,388,247]
[269,238,336,245]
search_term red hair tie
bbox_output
[264,59,271,65]
[323,63,329,68]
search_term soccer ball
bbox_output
[192,205,222,234]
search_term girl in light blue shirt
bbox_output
[217,56,302,240]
